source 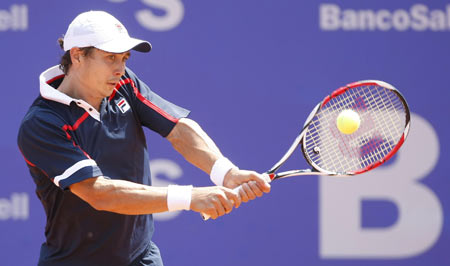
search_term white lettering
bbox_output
[429,10,446,31]
[392,10,410,31]
[447,5,450,29]
[358,10,376,31]
[342,10,358,30]
[0,10,11,31]
[411,4,428,31]
[319,4,340,31]
[0,198,11,220]
[319,4,450,32]
[0,5,28,32]
[320,114,443,258]
[376,10,391,31]
[136,0,184,31]
[21,4,27,30]
[0,193,29,220]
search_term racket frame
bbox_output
[267,80,410,180]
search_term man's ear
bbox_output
[69,47,83,65]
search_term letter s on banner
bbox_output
[136,0,184,31]
[319,113,443,258]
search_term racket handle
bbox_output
[201,174,272,220]
[201,186,242,221]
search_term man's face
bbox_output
[76,48,130,99]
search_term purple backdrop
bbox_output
[1,0,449,265]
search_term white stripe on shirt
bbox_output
[54,159,98,187]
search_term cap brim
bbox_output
[95,37,152,53]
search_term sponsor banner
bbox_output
[0,193,28,220]
[320,3,450,31]
[1,1,448,266]
[0,4,27,31]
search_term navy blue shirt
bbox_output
[17,66,189,266]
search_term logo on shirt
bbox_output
[117,98,130,113]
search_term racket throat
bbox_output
[273,169,350,179]
[274,169,314,179]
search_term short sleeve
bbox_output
[17,110,103,190]
[123,68,190,137]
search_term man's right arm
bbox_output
[69,176,240,219]
[18,113,239,220]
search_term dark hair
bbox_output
[58,37,95,74]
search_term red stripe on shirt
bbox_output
[108,80,127,102]
[18,148,50,177]
[119,78,178,123]
[109,89,118,101]
[62,112,91,159]
[19,148,36,167]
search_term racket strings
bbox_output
[335,86,403,168]
[334,85,403,169]
[304,84,407,174]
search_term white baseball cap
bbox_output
[63,11,151,53]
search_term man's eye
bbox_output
[109,55,115,60]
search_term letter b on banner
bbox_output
[320,113,443,258]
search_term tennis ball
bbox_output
[336,109,361,134]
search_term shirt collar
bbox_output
[40,65,101,121]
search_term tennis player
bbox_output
[17,11,270,266]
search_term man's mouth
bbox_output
[108,81,119,87]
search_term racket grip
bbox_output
[201,186,242,221]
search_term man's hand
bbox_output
[223,169,271,202]
[190,186,241,220]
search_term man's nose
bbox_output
[115,62,126,77]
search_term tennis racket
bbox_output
[202,80,410,220]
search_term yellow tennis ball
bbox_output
[336,109,361,134]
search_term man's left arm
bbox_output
[166,118,271,202]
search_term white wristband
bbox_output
[210,157,238,186]
[167,185,193,211]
